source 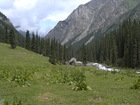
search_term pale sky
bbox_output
[0,0,91,36]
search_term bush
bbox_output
[72,82,87,90]
[131,78,140,89]
[46,68,92,91]
[71,70,92,91]
[11,70,32,87]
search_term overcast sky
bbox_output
[0,0,91,36]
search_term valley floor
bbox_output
[0,65,140,105]
[0,43,140,105]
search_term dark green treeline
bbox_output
[24,30,72,65]
[0,27,73,64]
[0,26,25,48]
[1,19,140,68]
[78,20,140,68]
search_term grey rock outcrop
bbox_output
[46,0,140,46]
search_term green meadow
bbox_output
[0,43,140,105]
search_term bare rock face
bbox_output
[45,0,140,46]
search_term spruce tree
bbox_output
[9,29,16,49]
[81,44,87,65]
[99,42,104,63]
[58,43,63,64]
[5,27,9,44]
[35,34,39,53]
[63,45,67,64]
[25,30,31,50]
[31,32,36,52]
[49,51,56,65]
[38,36,41,54]
[40,38,45,54]
[0,27,4,42]
[44,39,51,56]
[137,28,140,65]
[112,41,118,65]
[131,36,137,68]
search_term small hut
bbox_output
[69,57,76,65]
[69,58,83,66]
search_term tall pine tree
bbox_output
[9,29,16,49]
[25,30,31,50]
[31,32,36,52]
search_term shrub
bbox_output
[72,82,87,90]
[11,70,31,87]
[71,70,92,91]
[131,78,140,89]
[46,68,92,91]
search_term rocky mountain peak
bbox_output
[45,0,140,47]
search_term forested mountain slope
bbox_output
[77,20,140,68]
[0,11,24,47]
[46,0,140,49]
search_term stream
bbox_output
[87,63,140,74]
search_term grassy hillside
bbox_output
[0,43,140,105]
[0,43,50,67]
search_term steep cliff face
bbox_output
[46,0,140,46]
[72,0,127,45]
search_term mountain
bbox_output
[0,11,13,28]
[45,0,140,48]
[0,11,24,46]
[117,3,140,22]
[0,11,22,35]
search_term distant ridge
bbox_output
[45,0,140,48]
